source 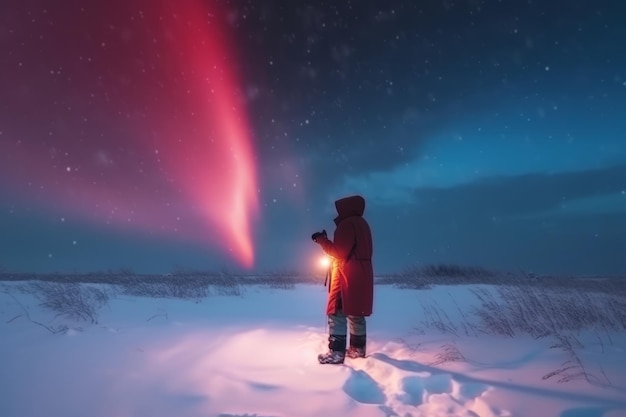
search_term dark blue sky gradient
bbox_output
[1,1,625,275]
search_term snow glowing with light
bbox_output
[1,279,625,417]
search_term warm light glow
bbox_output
[319,256,331,269]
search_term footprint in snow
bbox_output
[366,352,504,416]
[343,369,387,404]
[399,376,424,406]
[422,373,453,395]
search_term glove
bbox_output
[311,229,327,242]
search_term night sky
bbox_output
[1,0,625,276]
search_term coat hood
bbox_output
[334,195,365,224]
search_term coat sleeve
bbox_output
[318,221,355,262]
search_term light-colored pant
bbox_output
[328,309,366,336]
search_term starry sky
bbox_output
[1,0,625,276]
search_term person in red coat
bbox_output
[312,195,374,364]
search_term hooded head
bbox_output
[334,195,365,224]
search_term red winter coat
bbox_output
[317,195,374,316]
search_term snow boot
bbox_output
[318,334,346,364]
[346,334,366,359]
[317,350,345,364]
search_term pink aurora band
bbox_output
[0,0,259,267]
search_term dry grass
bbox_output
[413,280,625,387]
[15,281,110,324]
[0,271,321,331]
[0,271,321,286]
[2,267,625,388]
[378,264,626,297]
[471,285,626,338]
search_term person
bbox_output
[312,195,374,364]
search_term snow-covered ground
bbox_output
[1,278,625,417]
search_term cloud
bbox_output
[355,164,626,275]
[410,164,626,220]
